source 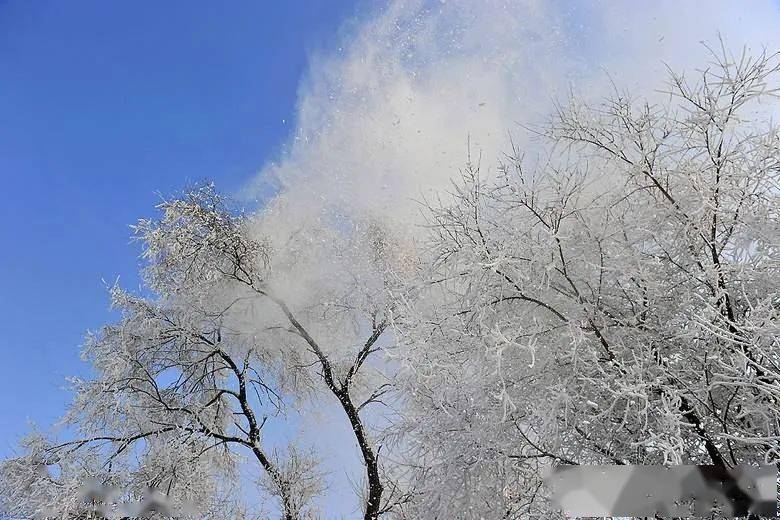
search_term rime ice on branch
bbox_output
[392,44,780,519]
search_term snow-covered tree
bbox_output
[0,186,409,519]
[392,46,780,518]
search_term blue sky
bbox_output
[0,0,370,456]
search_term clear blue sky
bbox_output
[0,0,369,456]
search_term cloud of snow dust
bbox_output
[249,0,780,229]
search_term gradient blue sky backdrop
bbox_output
[0,0,370,455]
